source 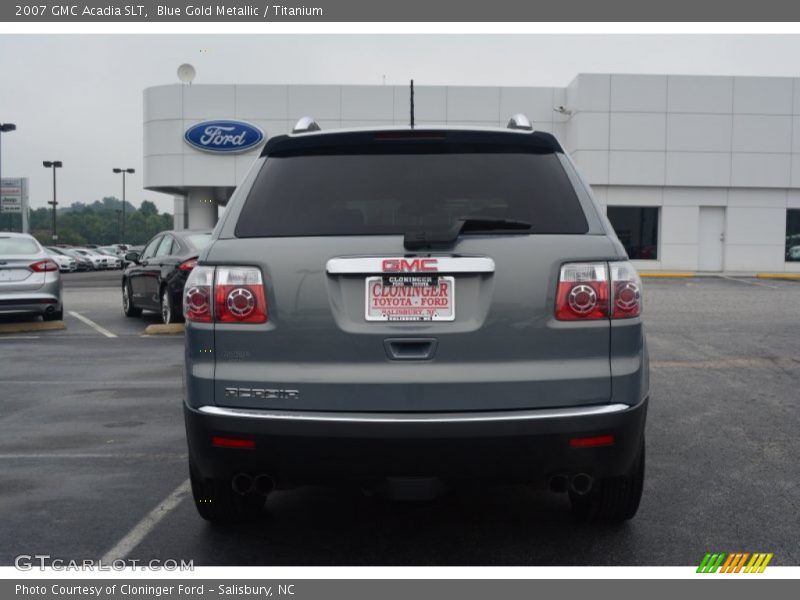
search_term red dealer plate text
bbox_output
[365,276,455,322]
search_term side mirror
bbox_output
[125,252,140,263]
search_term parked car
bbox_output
[44,247,77,272]
[182,118,649,524]
[95,247,124,269]
[0,233,63,321]
[122,230,212,324]
[57,248,93,271]
[70,248,112,270]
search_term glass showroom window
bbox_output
[787,209,800,262]
[606,207,659,261]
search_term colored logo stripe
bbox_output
[698,552,773,573]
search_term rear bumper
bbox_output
[0,293,62,315]
[184,398,648,486]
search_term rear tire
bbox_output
[189,459,265,524]
[570,440,645,524]
[161,287,182,324]
[43,308,63,322]
[122,282,142,317]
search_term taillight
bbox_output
[215,266,268,323]
[609,261,642,319]
[179,257,198,272]
[555,262,609,320]
[30,259,59,273]
[183,266,214,322]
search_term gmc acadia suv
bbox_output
[183,115,649,524]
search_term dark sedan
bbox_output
[122,230,212,324]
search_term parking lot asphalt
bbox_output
[0,273,798,566]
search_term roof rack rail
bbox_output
[292,116,321,134]
[507,113,533,131]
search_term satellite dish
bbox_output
[177,63,196,84]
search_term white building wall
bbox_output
[566,73,800,273]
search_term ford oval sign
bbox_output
[184,120,264,154]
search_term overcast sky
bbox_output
[3,34,800,213]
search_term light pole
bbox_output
[43,161,62,242]
[112,168,135,243]
[0,123,17,231]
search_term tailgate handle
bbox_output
[384,338,438,361]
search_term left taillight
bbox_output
[215,266,268,324]
[183,265,214,323]
[30,259,59,273]
[183,265,268,324]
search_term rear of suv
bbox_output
[183,116,649,524]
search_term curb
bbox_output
[0,320,66,334]
[756,273,800,281]
[144,323,185,335]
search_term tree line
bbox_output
[0,197,173,246]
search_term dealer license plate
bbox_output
[365,275,455,322]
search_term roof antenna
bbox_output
[410,79,415,130]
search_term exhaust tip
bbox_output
[253,474,275,496]
[548,474,569,494]
[570,473,594,496]
[231,473,254,495]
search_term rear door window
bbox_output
[235,151,588,238]
[155,236,174,257]
[141,236,162,260]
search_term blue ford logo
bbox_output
[184,120,264,154]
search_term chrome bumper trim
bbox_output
[197,403,630,424]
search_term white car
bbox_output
[71,248,112,270]
[44,248,77,272]
[96,247,125,269]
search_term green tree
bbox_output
[26,198,173,246]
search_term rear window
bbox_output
[0,236,40,255]
[235,151,588,237]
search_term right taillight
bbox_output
[183,266,214,323]
[609,261,642,319]
[555,262,609,321]
[555,261,642,321]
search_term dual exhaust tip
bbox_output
[549,473,593,495]
[231,473,275,496]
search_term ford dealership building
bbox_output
[143,73,800,273]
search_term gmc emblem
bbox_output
[382,258,439,272]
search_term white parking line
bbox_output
[68,311,118,338]
[101,478,191,563]
[721,275,779,289]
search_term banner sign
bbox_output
[0,177,26,214]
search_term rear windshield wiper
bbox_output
[404,218,532,250]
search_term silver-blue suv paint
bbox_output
[183,116,649,524]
